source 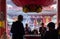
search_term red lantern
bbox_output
[12,0,54,12]
[23,4,42,12]
[12,0,54,7]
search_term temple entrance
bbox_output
[6,0,58,39]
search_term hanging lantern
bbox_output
[23,4,42,12]
[36,6,42,13]
[12,0,55,12]
[12,0,54,7]
[23,6,29,13]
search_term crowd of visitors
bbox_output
[10,15,60,39]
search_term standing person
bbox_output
[25,23,31,34]
[44,22,58,39]
[39,23,46,39]
[10,15,25,39]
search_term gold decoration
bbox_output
[23,5,42,13]
[37,7,42,13]
[0,21,4,28]
[23,7,29,13]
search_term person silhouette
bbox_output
[39,23,46,39]
[10,15,25,39]
[44,22,58,39]
[25,23,31,34]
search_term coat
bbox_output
[10,21,25,39]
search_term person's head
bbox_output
[41,23,44,27]
[26,23,28,27]
[18,15,23,22]
[47,22,55,30]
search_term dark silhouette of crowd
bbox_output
[10,15,59,39]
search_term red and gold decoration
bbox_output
[23,5,42,13]
[12,0,54,12]
[0,0,6,37]
[0,21,5,28]
[12,0,54,7]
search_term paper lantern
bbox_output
[23,5,42,12]
[12,0,54,12]
[12,0,54,7]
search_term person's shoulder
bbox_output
[45,31,50,34]
[12,22,15,24]
[40,27,42,28]
[12,21,18,24]
[46,31,49,32]
[39,27,42,29]
[45,31,49,36]
[54,29,58,33]
[13,21,16,23]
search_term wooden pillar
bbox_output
[58,0,60,23]
[0,0,6,37]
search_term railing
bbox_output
[24,35,41,39]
